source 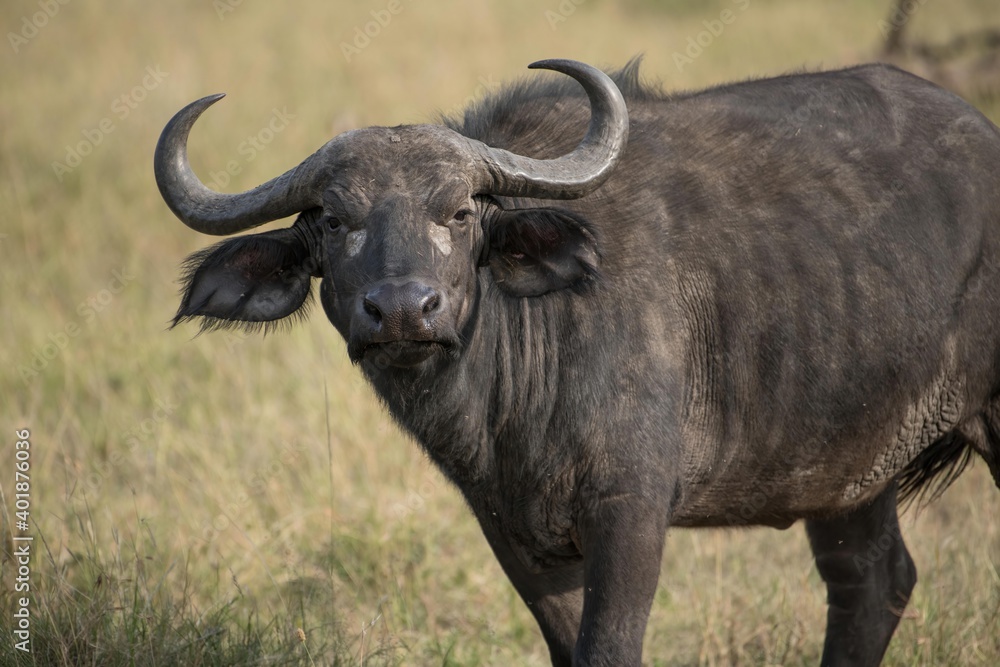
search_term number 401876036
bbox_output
[14,429,30,530]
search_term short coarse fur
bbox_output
[443,57,662,138]
[166,58,1000,664]
[178,59,982,506]
[446,57,981,510]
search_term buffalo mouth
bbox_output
[359,340,450,368]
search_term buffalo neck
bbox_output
[361,275,575,491]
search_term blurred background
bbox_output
[2,1,998,665]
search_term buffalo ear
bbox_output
[172,227,319,333]
[485,207,600,297]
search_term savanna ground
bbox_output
[2,0,1000,665]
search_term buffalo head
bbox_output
[156,60,628,370]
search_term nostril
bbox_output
[421,293,440,315]
[363,283,441,332]
[363,298,382,324]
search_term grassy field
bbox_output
[2,0,999,664]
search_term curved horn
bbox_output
[154,94,323,236]
[472,59,629,200]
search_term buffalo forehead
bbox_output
[326,125,477,196]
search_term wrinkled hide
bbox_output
[158,60,1000,666]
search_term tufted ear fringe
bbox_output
[172,228,317,335]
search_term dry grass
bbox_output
[1,0,999,664]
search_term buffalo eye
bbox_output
[452,209,473,223]
[324,215,341,232]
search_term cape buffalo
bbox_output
[155,59,1000,666]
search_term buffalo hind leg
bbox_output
[805,482,917,667]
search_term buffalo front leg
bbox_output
[805,482,917,667]
[518,568,585,667]
[574,492,669,666]
[478,524,584,666]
